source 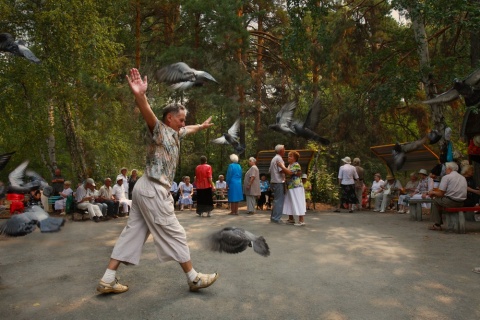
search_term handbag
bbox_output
[383,188,391,195]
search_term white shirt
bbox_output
[170,181,178,193]
[371,180,384,193]
[215,180,227,189]
[338,163,359,185]
[112,184,126,200]
[117,174,128,194]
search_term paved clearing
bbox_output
[1,207,480,320]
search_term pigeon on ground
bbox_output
[155,62,218,90]
[207,226,270,257]
[391,130,442,171]
[0,205,65,237]
[268,101,297,135]
[211,118,245,154]
[291,97,330,145]
[0,33,41,64]
[422,68,480,107]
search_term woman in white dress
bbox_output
[370,173,384,211]
[54,181,73,215]
[278,150,306,226]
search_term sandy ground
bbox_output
[1,204,480,320]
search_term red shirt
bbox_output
[195,164,213,189]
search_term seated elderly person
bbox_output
[215,174,227,205]
[397,173,419,214]
[54,181,73,215]
[462,164,480,207]
[409,169,434,212]
[75,178,104,222]
[371,173,384,211]
[376,175,402,213]
[427,162,467,231]
[97,178,119,219]
[112,176,132,216]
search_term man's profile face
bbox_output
[168,110,187,132]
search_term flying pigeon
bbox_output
[0,151,15,172]
[155,62,218,90]
[0,33,41,64]
[7,160,48,194]
[291,97,330,145]
[0,205,65,237]
[207,227,270,257]
[422,68,480,107]
[268,101,297,135]
[391,130,442,171]
[211,118,245,154]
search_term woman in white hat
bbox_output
[334,156,359,213]
[409,168,434,210]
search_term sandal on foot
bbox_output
[188,272,219,292]
[97,278,128,294]
[285,219,295,224]
[428,224,442,231]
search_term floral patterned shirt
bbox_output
[286,162,302,190]
[145,120,187,189]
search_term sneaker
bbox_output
[97,278,128,294]
[379,210,385,213]
[294,222,305,226]
[188,272,219,292]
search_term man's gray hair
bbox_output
[274,144,284,153]
[162,103,188,121]
[445,162,458,172]
[249,157,256,163]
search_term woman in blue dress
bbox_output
[179,176,194,211]
[226,154,243,215]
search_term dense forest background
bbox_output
[1,0,479,203]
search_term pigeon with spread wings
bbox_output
[156,62,218,91]
[292,97,330,145]
[268,101,297,135]
[0,205,65,237]
[0,33,41,64]
[207,227,270,257]
[423,68,480,107]
[7,160,48,194]
[211,118,245,154]
[391,130,442,171]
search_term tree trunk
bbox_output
[408,5,445,135]
[254,7,264,135]
[237,6,246,157]
[59,102,88,181]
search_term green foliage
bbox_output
[0,0,477,197]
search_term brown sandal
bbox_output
[428,224,442,231]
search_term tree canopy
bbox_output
[1,0,479,202]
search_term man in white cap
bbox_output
[112,176,132,216]
[75,178,104,222]
[117,167,129,200]
[334,156,359,213]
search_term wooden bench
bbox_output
[444,207,480,234]
[408,198,434,221]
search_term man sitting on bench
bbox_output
[427,162,467,231]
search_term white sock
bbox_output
[186,268,198,282]
[101,269,116,283]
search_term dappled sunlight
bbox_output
[370,297,403,308]
[320,311,348,320]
